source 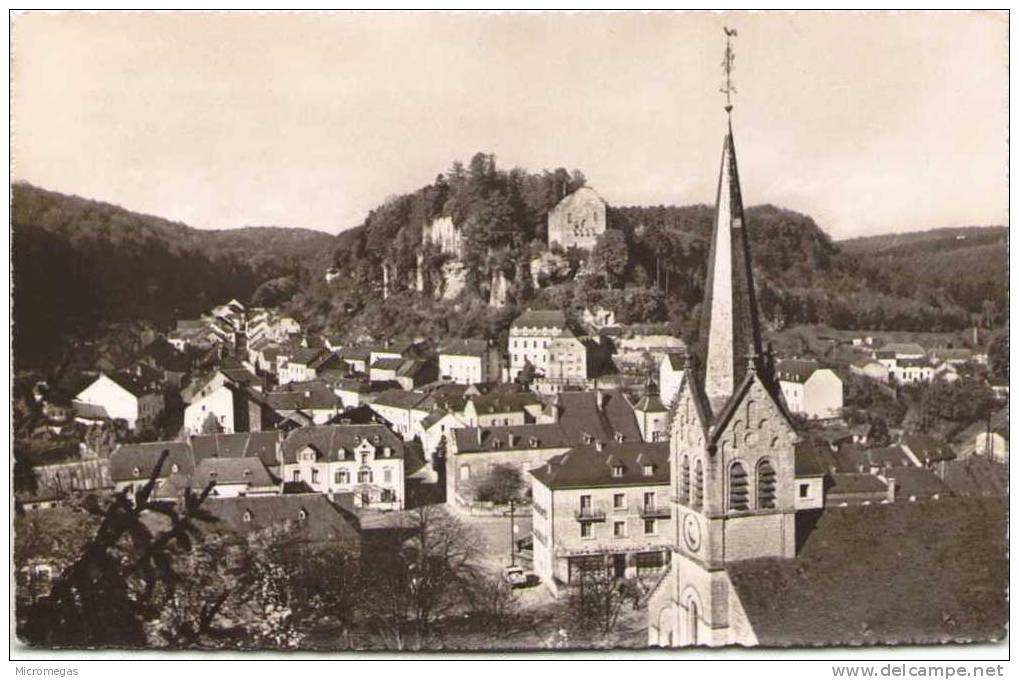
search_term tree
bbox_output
[200,412,223,435]
[569,567,631,636]
[988,330,1008,380]
[591,230,629,288]
[474,464,524,505]
[358,505,483,650]
[515,359,537,388]
[19,450,217,647]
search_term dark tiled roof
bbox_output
[468,389,541,414]
[554,389,642,443]
[371,357,405,371]
[72,401,109,420]
[834,444,916,473]
[192,457,276,489]
[103,371,162,398]
[109,441,195,482]
[190,431,280,469]
[264,381,342,411]
[289,347,328,366]
[281,424,405,464]
[453,423,575,454]
[634,394,667,412]
[530,441,670,489]
[886,466,952,499]
[775,359,820,383]
[901,434,957,464]
[664,352,686,371]
[371,389,433,410]
[881,342,926,356]
[439,338,489,357]
[941,458,1008,497]
[199,494,361,545]
[511,309,568,330]
[827,472,888,495]
[729,497,1007,645]
[794,440,829,477]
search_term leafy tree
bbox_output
[474,464,524,505]
[200,412,223,435]
[591,230,629,288]
[988,330,1008,380]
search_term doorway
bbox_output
[612,553,626,579]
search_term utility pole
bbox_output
[508,498,516,566]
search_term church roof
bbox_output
[728,497,1006,646]
[697,123,764,412]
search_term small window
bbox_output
[459,464,470,481]
[171,463,180,473]
[297,509,307,521]
[242,510,252,523]
[613,521,626,538]
[613,493,625,509]
[132,466,141,477]
[384,468,393,483]
[611,465,624,478]
[799,483,810,499]
[643,464,654,477]
[311,469,319,484]
[644,519,656,535]
[580,523,593,539]
[292,470,301,483]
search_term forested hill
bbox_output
[11,182,337,366]
[300,152,981,345]
[838,226,1008,327]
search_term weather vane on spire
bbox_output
[721,26,738,113]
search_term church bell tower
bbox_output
[648,27,799,648]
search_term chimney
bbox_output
[476,428,483,446]
[885,476,896,503]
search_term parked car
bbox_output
[502,565,528,587]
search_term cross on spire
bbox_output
[721,27,738,113]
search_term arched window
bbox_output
[680,455,690,504]
[729,462,749,511]
[688,599,699,645]
[693,459,704,510]
[757,459,777,509]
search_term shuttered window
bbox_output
[758,459,777,509]
[729,462,749,511]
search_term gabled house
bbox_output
[775,359,843,420]
[367,389,435,440]
[74,370,164,432]
[281,424,407,510]
[264,380,344,425]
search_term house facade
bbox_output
[438,339,497,385]
[281,424,406,510]
[74,372,164,432]
[775,359,843,420]
[508,310,587,391]
[530,442,673,595]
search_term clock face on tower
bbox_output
[683,513,702,552]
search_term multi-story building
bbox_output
[530,441,673,594]
[547,186,607,251]
[438,338,498,385]
[281,424,406,510]
[367,389,434,440]
[508,310,587,391]
[775,359,843,420]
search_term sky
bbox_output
[11,11,1009,239]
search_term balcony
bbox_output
[638,504,671,519]
[574,507,606,522]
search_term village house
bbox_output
[508,310,587,391]
[264,380,344,425]
[278,347,346,385]
[367,389,435,440]
[952,407,1008,463]
[774,359,843,420]
[612,333,687,376]
[438,338,498,385]
[659,353,686,408]
[530,441,673,594]
[849,357,890,383]
[547,186,607,251]
[462,388,543,428]
[369,357,437,390]
[196,494,361,551]
[419,409,467,462]
[182,367,271,435]
[189,430,283,481]
[108,441,195,495]
[281,424,407,510]
[74,370,164,432]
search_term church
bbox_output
[645,34,1006,648]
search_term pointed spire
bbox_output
[698,120,764,412]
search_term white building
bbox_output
[659,353,686,407]
[547,186,608,251]
[74,371,164,432]
[775,359,843,420]
[438,338,496,385]
[281,424,406,510]
[508,310,587,390]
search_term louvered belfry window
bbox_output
[757,459,777,509]
[680,456,690,504]
[729,462,749,511]
[693,459,704,510]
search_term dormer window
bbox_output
[297,509,307,521]
[643,464,654,477]
[242,510,252,522]
[132,467,141,477]
[614,432,625,443]
[383,447,392,458]
[612,465,624,478]
[171,463,180,473]
[492,438,503,449]
[529,436,539,448]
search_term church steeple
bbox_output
[698,30,764,413]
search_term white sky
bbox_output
[11,11,1009,239]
